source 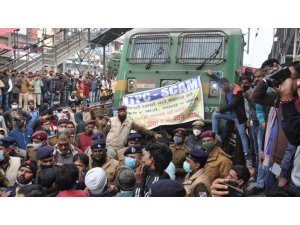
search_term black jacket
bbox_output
[219,84,247,124]
[133,167,170,197]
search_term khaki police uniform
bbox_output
[204,146,232,183]
[183,168,211,197]
[89,155,119,183]
[170,143,190,174]
[47,134,75,146]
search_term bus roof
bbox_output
[125,28,243,37]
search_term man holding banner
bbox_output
[105,105,161,159]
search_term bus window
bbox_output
[127,33,171,64]
[177,31,226,64]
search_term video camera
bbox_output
[263,62,300,88]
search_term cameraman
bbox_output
[211,165,250,197]
[276,73,300,196]
[251,59,290,193]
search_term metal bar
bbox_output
[103,45,106,75]
[293,29,298,61]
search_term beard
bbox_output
[118,114,127,123]
[17,177,33,185]
[91,154,106,167]
[0,155,9,165]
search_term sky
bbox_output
[242,28,274,68]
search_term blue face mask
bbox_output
[173,136,183,144]
[183,161,192,173]
[124,156,137,169]
[0,150,4,161]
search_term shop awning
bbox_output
[0,28,18,36]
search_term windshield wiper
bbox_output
[145,47,164,70]
[196,43,223,70]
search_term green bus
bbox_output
[114,28,244,123]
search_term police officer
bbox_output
[117,133,143,166]
[99,101,109,117]
[182,149,211,197]
[200,130,232,183]
[27,130,48,161]
[123,145,143,169]
[169,128,190,175]
[89,139,119,183]
[185,120,205,151]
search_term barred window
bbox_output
[177,32,226,64]
[127,33,171,64]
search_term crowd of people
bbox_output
[1,58,300,197]
[0,69,115,111]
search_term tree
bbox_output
[107,53,121,77]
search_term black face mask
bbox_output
[72,109,76,113]
[57,108,62,112]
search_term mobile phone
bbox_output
[226,182,244,197]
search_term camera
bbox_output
[263,62,300,88]
[242,83,254,92]
[225,181,244,197]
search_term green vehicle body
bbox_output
[114,28,244,123]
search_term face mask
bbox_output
[16,179,33,186]
[58,128,66,133]
[57,149,70,155]
[57,108,62,112]
[43,125,50,131]
[11,105,18,110]
[173,136,183,144]
[32,143,43,150]
[0,134,4,139]
[29,107,34,111]
[183,161,192,173]
[202,141,216,152]
[0,150,4,161]
[124,156,137,169]
[72,109,76,113]
[193,129,201,136]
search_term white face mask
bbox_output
[58,128,66,133]
[32,143,43,150]
[0,134,4,139]
[11,105,18,110]
[193,129,201,136]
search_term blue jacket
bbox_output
[8,127,33,150]
[27,110,40,128]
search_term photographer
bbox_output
[251,59,290,193]
[211,164,250,197]
[275,72,300,196]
